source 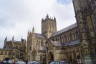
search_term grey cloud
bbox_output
[0,0,75,48]
[0,0,31,28]
[0,16,16,28]
[0,0,30,21]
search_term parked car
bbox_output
[50,61,69,64]
[15,61,26,64]
[50,61,59,64]
[28,61,40,64]
[60,61,69,64]
[0,62,4,64]
[3,60,13,64]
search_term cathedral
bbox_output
[0,0,96,64]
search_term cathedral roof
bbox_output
[6,41,21,43]
[0,48,13,51]
[63,40,80,46]
[51,40,80,47]
[34,33,45,39]
[52,23,77,37]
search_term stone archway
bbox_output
[76,54,82,64]
[32,49,37,61]
[48,52,54,63]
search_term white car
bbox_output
[15,61,26,64]
[28,61,40,64]
[50,61,59,64]
[3,60,13,64]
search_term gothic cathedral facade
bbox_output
[0,0,96,64]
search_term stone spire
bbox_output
[11,36,15,48]
[4,37,7,49]
[54,17,56,21]
[46,14,49,19]
[4,37,7,42]
[12,36,14,42]
[32,27,35,33]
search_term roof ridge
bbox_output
[52,23,77,36]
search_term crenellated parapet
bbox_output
[41,14,57,38]
[42,14,56,22]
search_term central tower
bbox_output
[41,15,57,38]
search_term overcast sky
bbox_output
[0,0,76,48]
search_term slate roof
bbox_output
[52,23,77,37]
[6,41,21,43]
[63,40,80,46]
[35,33,45,39]
[51,40,80,47]
[1,48,13,50]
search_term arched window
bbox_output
[30,47,31,50]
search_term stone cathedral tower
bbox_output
[41,15,57,38]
